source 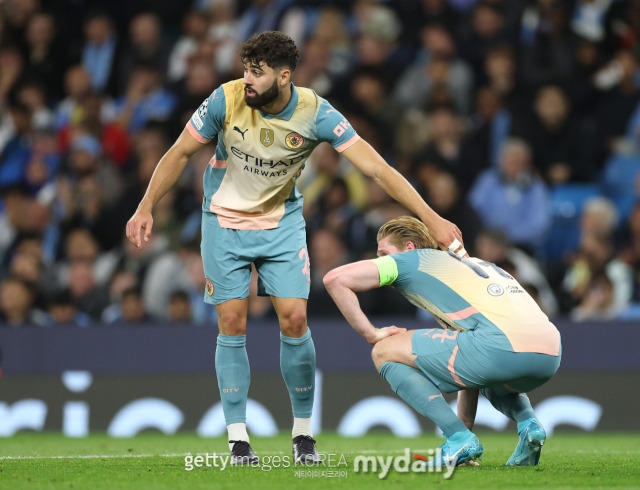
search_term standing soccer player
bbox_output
[126,32,465,464]
[323,216,561,466]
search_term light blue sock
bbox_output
[215,334,250,425]
[379,361,468,438]
[481,387,536,430]
[280,328,316,418]
[516,417,537,433]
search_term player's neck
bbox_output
[259,83,292,115]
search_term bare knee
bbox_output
[278,308,307,337]
[217,309,247,336]
[371,341,390,371]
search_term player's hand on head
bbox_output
[370,326,407,345]
[126,209,154,249]
[431,217,468,258]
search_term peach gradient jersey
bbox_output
[374,249,561,355]
[187,80,360,230]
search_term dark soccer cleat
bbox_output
[230,440,259,465]
[292,435,323,464]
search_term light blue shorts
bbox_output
[411,328,561,394]
[201,212,310,305]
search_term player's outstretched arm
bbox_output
[126,127,204,248]
[323,261,406,344]
[341,139,466,255]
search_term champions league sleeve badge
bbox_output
[198,98,209,118]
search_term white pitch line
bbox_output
[0,453,191,460]
[4,448,640,460]
[576,450,640,455]
[0,448,436,461]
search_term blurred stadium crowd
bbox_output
[2,0,640,326]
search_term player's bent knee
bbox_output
[371,342,389,371]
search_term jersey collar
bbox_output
[259,83,298,121]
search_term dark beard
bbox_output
[244,79,279,108]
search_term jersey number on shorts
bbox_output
[299,248,311,283]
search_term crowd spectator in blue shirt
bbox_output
[114,62,176,133]
[81,12,121,97]
[469,137,552,252]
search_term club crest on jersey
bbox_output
[487,283,504,296]
[260,128,274,147]
[205,278,214,296]
[285,132,304,149]
[198,98,209,118]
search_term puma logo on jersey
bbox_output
[233,126,248,139]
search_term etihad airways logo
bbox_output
[230,146,305,169]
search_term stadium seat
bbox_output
[543,183,602,262]
[617,302,640,321]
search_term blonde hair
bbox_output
[377,216,438,250]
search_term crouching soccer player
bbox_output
[323,216,561,466]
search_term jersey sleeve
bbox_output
[186,86,226,143]
[373,252,420,289]
[315,99,360,152]
[371,256,399,287]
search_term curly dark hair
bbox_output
[239,31,301,71]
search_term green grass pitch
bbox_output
[0,432,638,489]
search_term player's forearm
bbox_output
[324,280,377,343]
[323,262,383,343]
[457,389,479,430]
[374,164,441,228]
[343,141,442,227]
[137,145,191,212]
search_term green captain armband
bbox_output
[372,256,399,286]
